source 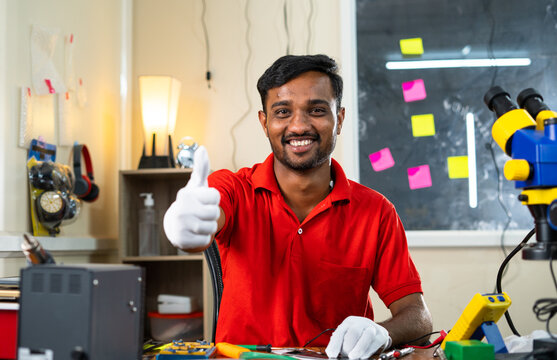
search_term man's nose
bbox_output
[288,111,311,133]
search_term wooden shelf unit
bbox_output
[118,169,213,341]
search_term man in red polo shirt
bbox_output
[164,55,432,359]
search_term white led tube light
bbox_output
[386,58,531,70]
[466,112,477,209]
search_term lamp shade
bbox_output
[139,76,181,156]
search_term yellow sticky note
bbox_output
[411,114,435,137]
[400,37,424,55]
[448,156,469,178]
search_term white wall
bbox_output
[0,0,125,275]
[132,0,342,172]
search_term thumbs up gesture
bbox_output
[163,146,221,250]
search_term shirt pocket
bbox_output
[308,260,370,329]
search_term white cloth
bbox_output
[325,316,392,359]
[163,146,220,249]
[504,330,553,353]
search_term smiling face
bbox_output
[258,71,345,172]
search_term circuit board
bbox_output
[155,340,216,359]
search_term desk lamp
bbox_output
[138,75,181,169]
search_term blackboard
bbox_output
[356,0,557,230]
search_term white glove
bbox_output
[163,146,221,250]
[325,316,392,359]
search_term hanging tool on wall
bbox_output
[21,233,55,265]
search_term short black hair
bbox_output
[256,54,343,113]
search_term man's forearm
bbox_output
[378,302,433,347]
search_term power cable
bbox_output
[230,0,253,170]
[283,0,290,55]
[306,0,314,54]
[201,0,212,88]
[496,228,536,336]
[483,1,515,281]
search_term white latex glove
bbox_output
[163,146,221,250]
[325,316,392,359]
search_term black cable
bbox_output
[283,0,290,55]
[531,251,557,340]
[533,298,557,340]
[201,0,211,88]
[303,328,336,347]
[306,0,314,54]
[485,141,513,294]
[230,0,253,170]
[496,228,536,336]
[550,248,557,290]
[403,331,441,346]
[483,0,511,285]
[483,0,498,89]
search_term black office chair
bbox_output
[203,241,223,342]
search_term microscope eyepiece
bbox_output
[517,88,549,119]
[484,86,517,117]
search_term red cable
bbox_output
[405,330,447,349]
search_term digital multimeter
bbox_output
[441,292,511,350]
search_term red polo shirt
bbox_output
[208,154,422,347]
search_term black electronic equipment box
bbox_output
[17,264,144,360]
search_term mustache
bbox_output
[282,132,319,144]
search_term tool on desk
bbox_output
[156,341,216,359]
[21,233,55,264]
[440,292,511,354]
[280,347,328,359]
[379,347,414,360]
[238,345,272,352]
[216,343,295,360]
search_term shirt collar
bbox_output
[252,153,351,202]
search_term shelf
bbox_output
[119,168,192,178]
[119,169,192,257]
[122,254,204,262]
[118,169,213,340]
[0,232,116,258]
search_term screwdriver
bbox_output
[238,345,272,352]
[21,233,55,265]
[380,347,415,360]
[216,343,294,359]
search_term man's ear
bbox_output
[336,107,346,135]
[258,110,269,137]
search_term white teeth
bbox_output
[290,139,312,146]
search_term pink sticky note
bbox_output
[369,148,395,172]
[407,165,432,189]
[402,79,427,102]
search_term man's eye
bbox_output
[275,109,290,117]
[310,108,327,115]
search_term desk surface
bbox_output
[143,348,437,360]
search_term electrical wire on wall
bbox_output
[201,0,212,88]
[283,0,291,55]
[306,0,314,54]
[230,0,253,170]
[483,0,513,269]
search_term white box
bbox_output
[157,294,198,314]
